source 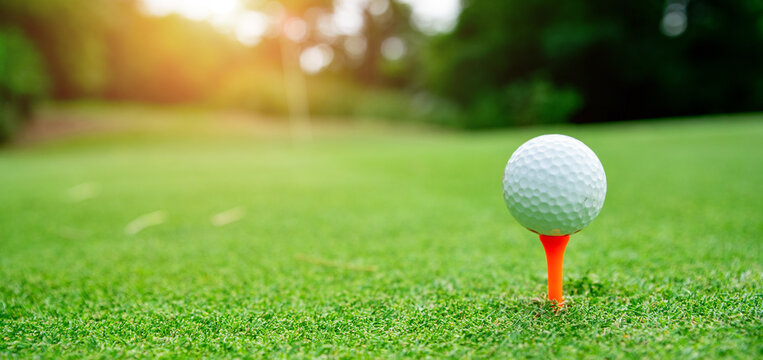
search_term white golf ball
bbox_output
[502,134,606,236]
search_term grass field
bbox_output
[1,104,761,358]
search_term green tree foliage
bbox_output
[351,2,417,85]
[468,77,582,128]
[0,0,110,97]
[0,27,49,141]
[425,0,763,126]
[5,0,759,132]
[0,0,246,103]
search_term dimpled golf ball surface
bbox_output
[503,134,606,236]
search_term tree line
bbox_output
[1,0,761,140]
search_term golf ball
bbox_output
[503,134,606,236]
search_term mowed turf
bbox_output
[1,105,761,358]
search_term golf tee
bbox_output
[539,234,570,306]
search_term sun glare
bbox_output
[142,0,240,21]
[140,0,461,69]
[142,0,273,46]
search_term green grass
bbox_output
[1,105,761,358]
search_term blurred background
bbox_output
[1,0,763,141]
